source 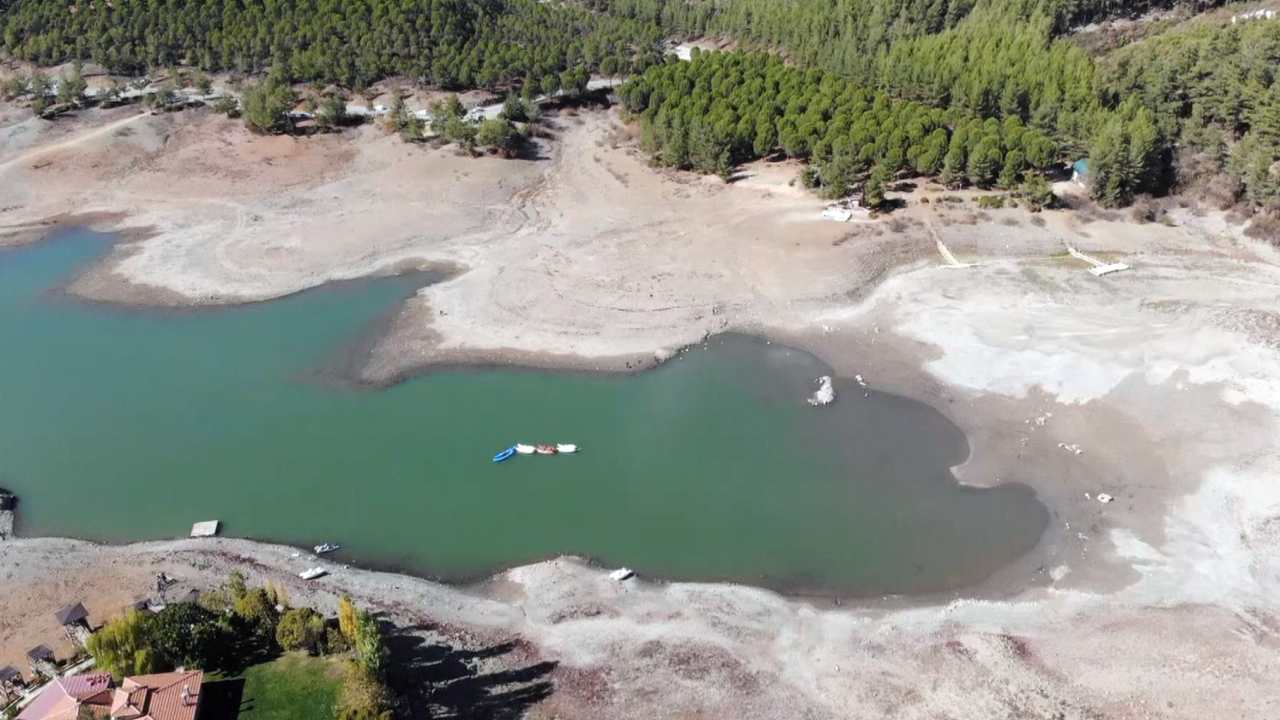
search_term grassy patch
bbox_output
[235,653,344,720]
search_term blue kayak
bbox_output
[492,446,516,463]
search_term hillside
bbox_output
[1,0,1276,214]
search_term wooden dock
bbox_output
[190,520,220,538]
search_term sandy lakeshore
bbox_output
[3,99,1280,717]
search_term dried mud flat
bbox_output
[3,102,1280,718]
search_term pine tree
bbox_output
[967,136,1002,188]
[863,163,890,210]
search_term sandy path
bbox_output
[0,112,149,174]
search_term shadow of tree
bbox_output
[198,678,246,720]
[383,623,556,720]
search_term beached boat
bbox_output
[556,444,578,454]
[535,444,557,455]
[298,567,327,580]
[314,543,341,555]
[608,567,635,581]
[493,446,517,463]
[515,444,536,455]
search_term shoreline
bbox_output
[4,100,1280,717]
[0,211,1229,608]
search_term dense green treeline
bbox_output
[0,0,665,89]
[604,0,1271,206]
[1098,18,1280,205]
[621,52,1064,201]
[2,0,1275,207]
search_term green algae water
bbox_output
[0,229,1048,596]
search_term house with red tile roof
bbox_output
[15,671,112,720]
[16,669,203,720]
[108,670,203,720]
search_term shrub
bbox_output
[276,608,326,654]
[976,195,1005,209]
[1244,211,1280,247]
[242,77,294,133]
[1130,195,1166,224]
[213,95,239,117]
[1020,173,1056,211]
[336,664,394,720]
[799,166,821,190]
[476,118,521,157]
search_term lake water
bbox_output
[0,228,1048,596]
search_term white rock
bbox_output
[808,376,836,407]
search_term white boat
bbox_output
[298,567,327,580]
[608,567,635,582]
[515,444,536,455]
[314,543,341,555]
[556,444,578,454]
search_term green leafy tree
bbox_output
[1020,172,1055,211]
[241,77,294,134]
[540,73,560,98]
[57,61,86,105]
[148,603,228,670]
[476,118,522,157]
[863,164,890,210]
[86,611,158,679]
[317,93,347,129]
[29,71,50,114]
[352,610,387,681]
[997,149,1025,189]
[967,136,1002,188]
[500,93,528,122]
[276,607,326,654]
[1089,116,1132,207]
[233,587,280,646]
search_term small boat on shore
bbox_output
[535,444,557,455]
[314,543,341,555]
[299,567,328,580]
[556,444,578,454]
[515,444,536,455]
[493,446,517,463]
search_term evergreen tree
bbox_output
[863,164,890,210]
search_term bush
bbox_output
[336,664,394,720]
[476,118,521,157]
[1130,195,1166,224]
[799,166,821,190]
[276,608,326,654]
[1020,173,1056,211]
[148,603,230,669]
[325,626,352,655]
[242,77,294,133]
[1244,211,1280,247]
[213,95,239,117]
[976,195,1005,209]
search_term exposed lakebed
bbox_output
[1,228,1048,595]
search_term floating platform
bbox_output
[190,520,220,537]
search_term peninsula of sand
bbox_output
[3,89,1280,718]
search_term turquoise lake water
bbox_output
[0,228,1048,595]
